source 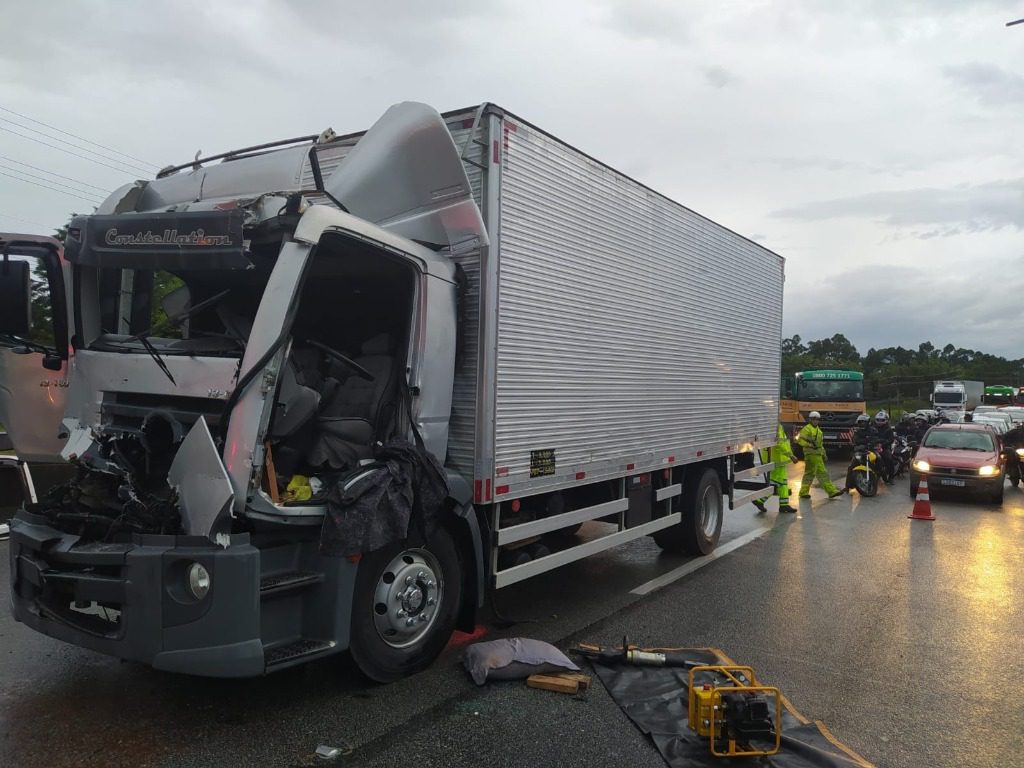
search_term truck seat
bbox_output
[306,334,399,469]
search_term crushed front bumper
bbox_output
[8,510,264,677]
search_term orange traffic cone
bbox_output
[908,478,935,521]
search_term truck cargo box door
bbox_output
[0,235,69,462]
[324,101,488,251]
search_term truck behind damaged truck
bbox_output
[3,102,784,682]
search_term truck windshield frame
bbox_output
[74,256,274,358]
[933,391,964,405]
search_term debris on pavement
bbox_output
[314,741,354,761]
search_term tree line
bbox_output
[783,333,1024,401]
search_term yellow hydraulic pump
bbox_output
[688,665,782,758]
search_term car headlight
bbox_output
[978,465,999,477]
[1015,448,1024,458]
[912,459,930,472]
[187,562,211,600]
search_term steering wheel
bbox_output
[306,340,376,382]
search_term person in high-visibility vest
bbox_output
[797,411,845,499]
[753,424,798,514]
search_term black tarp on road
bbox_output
[591,647,874,768]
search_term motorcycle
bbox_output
[890,436,914,478]
[846,443,882,496]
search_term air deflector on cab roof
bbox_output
[324,102,489,251]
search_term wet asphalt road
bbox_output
[2,461,1022,768]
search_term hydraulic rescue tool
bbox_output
[576,640,782,759]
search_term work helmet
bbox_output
[856,413,870,426]
[901,413,913,423]
[915,414,927,423]
[808,411,821,420]
[874,410,888,425]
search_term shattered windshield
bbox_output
[76,255,274,356]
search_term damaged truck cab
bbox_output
[8,104,487,681]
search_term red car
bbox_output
[909,423,1005,504]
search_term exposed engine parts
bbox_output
[30,425,185,539]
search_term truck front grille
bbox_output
[101,392,223,437]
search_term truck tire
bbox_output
[349,526,462,683]
[653,468,723,556]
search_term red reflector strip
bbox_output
[496,466,510,477]
[696,451,704,457]
[462,118,474,128]
[510,499,521,512]
[493,140,500,164]
[576,472,586,480]
[667,456,676,464]
[485,479,492,501]
[626,463,635,470]
[496,485,509,496]
[474,480,482,502]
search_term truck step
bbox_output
[264,638,336,669]
[734,479,771,491]
[259,571,325,597]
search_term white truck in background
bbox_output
[3,102,783,682]
[932,380,984,414]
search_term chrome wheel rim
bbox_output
[699,484,721,538]
[372,548,444,649]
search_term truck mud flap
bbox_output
[590,647,874,768]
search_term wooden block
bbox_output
[559,673,592,690]
[526,673,593,694]
[263,442,280,504]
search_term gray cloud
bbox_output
[604,0,692,44]
[943,63,1024,106]
[765,155,930,175]
[784,263,1024,359]
[771,179,1024,235]
[703,66,738,89]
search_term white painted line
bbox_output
[630,525,772,596]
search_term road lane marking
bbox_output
[630,526,773,596]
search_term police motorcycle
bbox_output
[846,441,883,496]
[890,435,914,478]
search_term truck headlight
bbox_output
[187,562,211,600]
[1015,448,1024,458]
[912,459,930,472]
[978,465,999,477]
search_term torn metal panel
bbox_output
[168,417,234,539]
[325,101,488,250]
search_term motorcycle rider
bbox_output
[873,410,896,483]
[910,414,930,445]
[1001,421,1024,484]
[846,413,877,491]
[753,424,799,514]
[797,411,845,499]
[851,412,876,445]
[895,413,915,438]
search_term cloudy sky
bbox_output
[1,1,1021,356]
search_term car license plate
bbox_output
[940,478,966,487]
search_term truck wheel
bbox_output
[653,468,722,556]
[349,527,462,683]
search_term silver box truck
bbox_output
[3,103,783,681]
[932,380,984,414]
